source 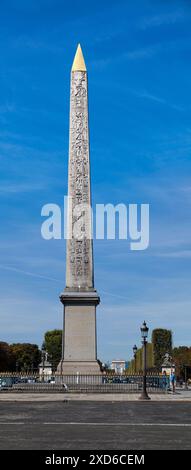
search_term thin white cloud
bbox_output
[156,250,191,259]
[0,294,62,344]
[139,10,185,29]
[91,36,191,71]
[0,264,61,283]
[91,44,161,69]
[131,89,184,112]
[180,186,191,193]
[138,91,166,104]
[12,36,64,54]
[0,103,15,113]
[124,45,160,60]
[0,182,47,193]
[97,300,191,360]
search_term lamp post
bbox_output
[41,349,45,383]
[139,321,150,400]
[133,345,138,374]
[184,365,188,390]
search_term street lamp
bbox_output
[133,345,137,373]
[41,349,45,383]
[184,365,188,390]
[139,321,150,400]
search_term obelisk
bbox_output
[57,44,101,375]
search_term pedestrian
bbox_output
[170,369,176,393]
[162,370,168,392]
[179,377,183,388]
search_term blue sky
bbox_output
[0,0,191,362]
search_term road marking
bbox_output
[43,422,191,427]
[0,422,191,427]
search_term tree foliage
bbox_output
[0,342,41,371]
[10,343,41,371]
[173,346,191,378]
[43,330,62,368]
[152,329,172,369]
[128,343,154,373]
[0,342,14,371]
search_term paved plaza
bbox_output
[0,388,191,401]
[0,400,191,450]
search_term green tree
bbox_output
[173,346,191,379]
[10,343,41,371]
[128,343,154,374]
[152,329,172,370]
[43,330,62,368]
[0,342,14,371]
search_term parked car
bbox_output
[0,377,13,390]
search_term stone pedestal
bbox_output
[57,290,101,375]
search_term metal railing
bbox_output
[0,372,164,393]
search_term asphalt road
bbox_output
[0,401,190,450]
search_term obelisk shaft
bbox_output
[66,45,93,290]
[57,45,100,375]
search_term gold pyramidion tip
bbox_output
[72,44,86,71]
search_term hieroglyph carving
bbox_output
[66,70,93,288]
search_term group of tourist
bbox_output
[162,369,176,392]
